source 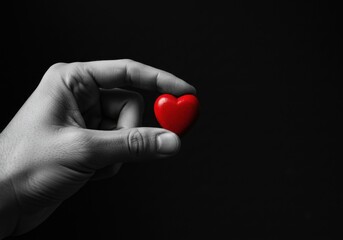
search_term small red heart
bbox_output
[154,94,199,135]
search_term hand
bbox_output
[0,59,196,238]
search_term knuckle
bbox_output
[43,63,66,79]
[41,63,67,85]
[63,62,88,89]
[121,58,134,64]
[69,61,85,71]
[66,62,86,77]
[48,62,66,72]
[44,62,85,84]
[127,129,146,156]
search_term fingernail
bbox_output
[157,132,180,155]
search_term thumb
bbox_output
[81,127,181,169]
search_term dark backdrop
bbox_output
[1,1,341,239]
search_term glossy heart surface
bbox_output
[154,94,199,135]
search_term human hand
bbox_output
[0,59,196,238]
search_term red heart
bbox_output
[154,94,199,135]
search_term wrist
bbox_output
[0,176,19,239]
[0,133,19,239]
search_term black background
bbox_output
[1,1,341,239]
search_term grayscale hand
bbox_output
[0,59,196,238]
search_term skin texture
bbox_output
[0,59,196,239]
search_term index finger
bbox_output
[83,59,196,96]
